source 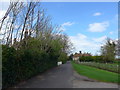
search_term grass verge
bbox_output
[71,61,119,84]
[79,62,118,73]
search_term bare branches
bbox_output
[0,2,14,31]
[0,1,72,56]
[0,1,24,45]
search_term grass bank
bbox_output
[79,62,118,73]
[71,61,119,84]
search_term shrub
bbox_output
[58,53,68,64]
[2,38,68,88]
[79,55,104,63]
[94,56,104,63]
[2,45,18,88]
[79,56,94,62]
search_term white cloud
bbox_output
[77,33,87,39]
[92,36,107,42]
[69,33,106,55]
[93,12,101,16]
[93,12,102,16]
[109,31,114,35]
[88,21,109,32]
[62,22,74,26]
[60,22,74,31]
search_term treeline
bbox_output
[79,38,119,63]
[70,38,119,63]
[79,56,103,62]
[1,1,72,88]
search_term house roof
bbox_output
[82,53,91,56]
[73,53,91,58]
[73,53,82,58]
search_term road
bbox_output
[14,61,118,88]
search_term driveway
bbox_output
[14,61,118,88]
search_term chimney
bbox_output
[79,51,82,54]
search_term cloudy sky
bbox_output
[40,2,118,55]
[0,2,118,55]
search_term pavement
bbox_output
[14,61,118,88]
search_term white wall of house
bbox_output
[73,57,79,61]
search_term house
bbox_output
[72,51,91,61]
[72,51,82,61]
[73,53,82,61]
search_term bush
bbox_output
[79,56,94,62]
[2,45,18,88]
[79,56,104,63]
[58,53,68,64]
[94,56,104,63]
[2,38,68,88]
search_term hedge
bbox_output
[79,56,114,63]
[2,44,59,88]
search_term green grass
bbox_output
[71,61,119,83]
[79,62,118,73]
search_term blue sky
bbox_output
[40,2,118,55]
[0,2,118,55]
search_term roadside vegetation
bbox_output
[79,62,118,73]
[1,1,72,89]
[71,61,119,83]
[70,37,120,84]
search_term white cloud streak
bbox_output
[62,22,74,27]
[88,21,109,32]
[93,12,102,16]
[92,36,107,42]
[60,22,74,31]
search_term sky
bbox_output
[0,2,118,55]
[40,2,118,55]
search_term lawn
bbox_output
[71,61,119,84]
[79,62,118,73]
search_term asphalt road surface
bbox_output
[14,61,118,88]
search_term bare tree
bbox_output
[0,1,73,57]
[0,2,15,31]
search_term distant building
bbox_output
[72,51,91,61]
[73,53,82,61]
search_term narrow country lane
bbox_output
[14,61,118,88]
